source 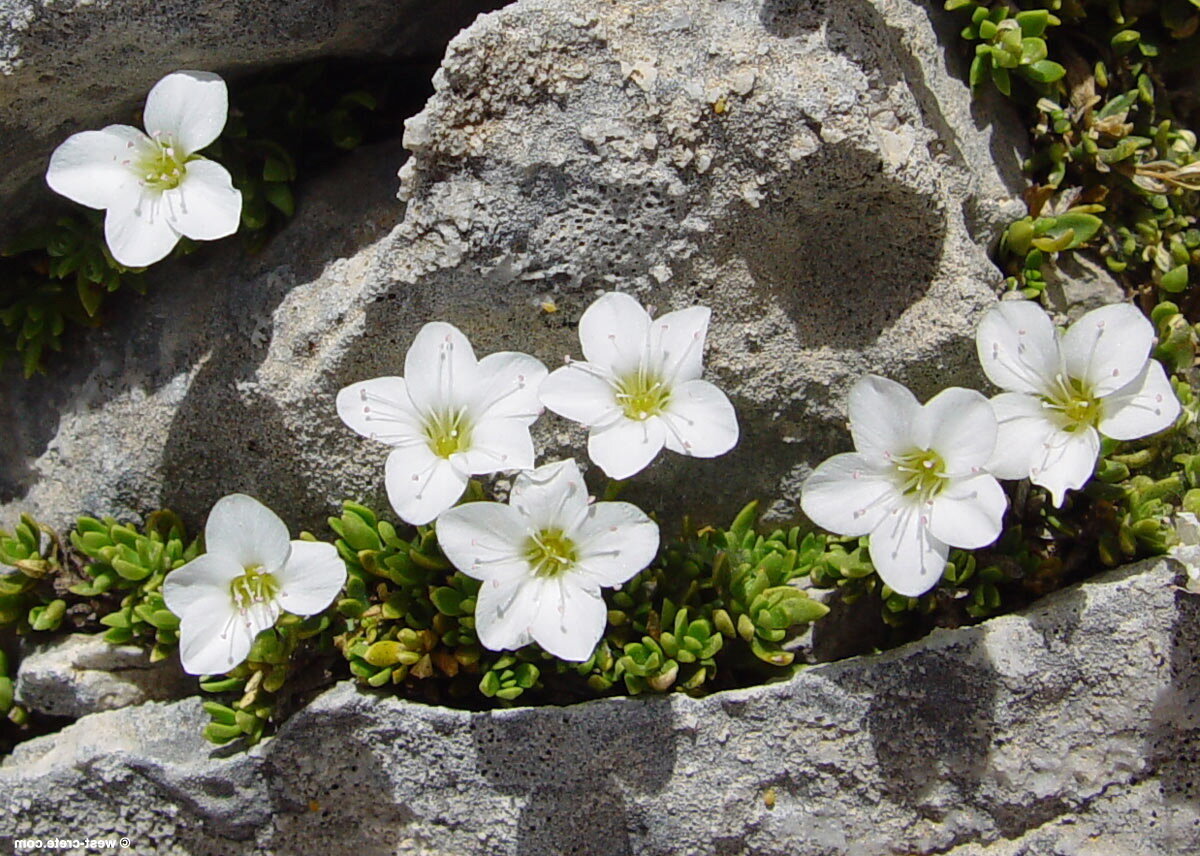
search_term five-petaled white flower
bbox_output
[46,70,242,268]
[539,291,739,480]
[436,459,659,661]
[337,322,548,526]
[800,376,1007,597]
[976,301,1180,507]
[162,494,346,676]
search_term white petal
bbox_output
[162,552,241,617]
[539,363,621,427]
[275,540,346,616]
[650,305,710,382]
[847,375,921,462]
[927,474,1007,549]
[205,494,292,572]
[384,445,467,525]
[510,459,590,532]
[459,417,536,475]
[104,195,181,267]
[143,70,229,154]
[587,416,666,479]
[529,576,607,662]
[975,301,1062,395]
[404,322,479,414]
[867,499,950,597]
[178,606,256,676]
[1062,303,1154,397]
[1098,359,1181,441]
[660,379,739,458]
[1029,426,1100,507]
[163,159,241,241]
[800,453,898,537]
[570,501,660,587]
[579,291,651,376]
[435,502,531,582]
[474,576,538,653]
[987,393,1059,480]
[917,387,997,475]
[45,125,147,210]
[336,376,425,446]
[471,351,547,423]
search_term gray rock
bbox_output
[0,0,1028,535]
[1043,251,1128,322]
[14,632,195,718]
[0,0,506,236]
[3,557,1197,854]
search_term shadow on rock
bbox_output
[470,697,678,856]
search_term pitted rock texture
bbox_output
[14,632,194,718]
[0,0,506,235]
[3,559,1197,855]
[0,0,1026,534]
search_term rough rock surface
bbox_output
[0,0,1027,535]
[0,0,506,235]
[3,558,1196,855]
[14,632,194,718]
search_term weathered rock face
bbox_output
[0,0,507,235]
[3,559,1197,855]
[0,0,1026,535]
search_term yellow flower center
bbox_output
[524,529,578,578]
[229,565,280,611]
[894,448,949,500]
[1043,376,1102,432]
[615,368,671,421]
[137,138,193,191]
[425,409,472,458]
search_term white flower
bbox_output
[976,301,1180,506]
[46,70,242,268]
[337,322,548,525]
[436,459,659,661]
[162,494,346,676]
[539,291,739,480]
[800,376,1007,597]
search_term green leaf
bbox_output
[1160,265,1189,293]
[1021,60,1065,84]
[991,64,1011,96]
[1015,9,1050,38]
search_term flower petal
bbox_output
[529,576,607,662]
[847,375,921,461]
[570,501,660,587]
[660,379,739,458]
[867,499,950,597]
[587,416,667,479]
[474,576,538,653]
[436,501,531,582]
[539,363,621,427]
[384,445,467,525]
[459,417,536,475]
[178,606,256,676]
[163,159,241,241]
[104,195,181,267]
[403,322,479,414]
[143,70,229,154]
[1061,303,1154,397]
[472,351,547,423]
[275,540,346,616]
[509,459,590,533]
[927,474,1006,550]
[975,300,1062,395]
[917,387,997,475]
[987,392,1059,480]
[800,452,898,537]
[45,125,147,210]
[204,494,292,572]
[1029,426,1100,507]
[579,291,651,376]
[162,552,241,617]
[337,376,426,446]
[1098,359,1180,441]
[651,305,710,382]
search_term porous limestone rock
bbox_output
[0,0,1027,535]
[14,632,194,718]
[2,558,1196,854]
[0,0,506,235]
